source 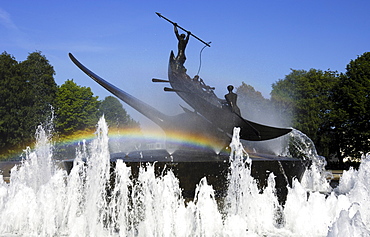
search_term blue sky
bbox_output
[1,1,370,127]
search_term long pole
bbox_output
[156,12,211,47]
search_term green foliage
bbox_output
[18,51,57,135]
[0,51,141,159]
[19,52,57,114]
[0,52,21,154]
[98,96,140,129]
[331,52,370,160]
[0,51,57,158]
[270,69,340,159]
[55,79,100,135]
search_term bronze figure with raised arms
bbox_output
[174,23,191,65]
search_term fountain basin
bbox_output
[60,149,309,204]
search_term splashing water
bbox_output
[0,118,370,236]
[283,129,333,193]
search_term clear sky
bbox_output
[1,1,370,128]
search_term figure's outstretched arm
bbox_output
[185,30,191,42]
[174,23,180,39]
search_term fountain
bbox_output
[2,16,369,235]
[65,49,309,204]
[64,18,311,202]
[48,15,312,203]
[0,117,369,236]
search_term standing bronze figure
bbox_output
[174,23,190,65]
[225,85,241,115]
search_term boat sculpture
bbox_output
[69,52,291,147]
[167,51,292,142]
[67,51,308,203]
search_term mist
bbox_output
[237,92,293,156]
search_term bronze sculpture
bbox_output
[66,14,309,203]
[174,23,190,65]
[225,85,241,116]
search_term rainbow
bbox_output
[1,127,226,160]
[53,127,226,153]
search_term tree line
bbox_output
[236,52,370,164]
[0,51,139,159]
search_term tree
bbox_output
[18,52,57,136]
[0,51,57,158]
[331,52,370,161]
[0,52,22,155]
[271,69,339,158]
[55,79,100,136]
[98,96,140,129]
[19,51,57,121]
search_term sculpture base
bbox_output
[61,149,309,204]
